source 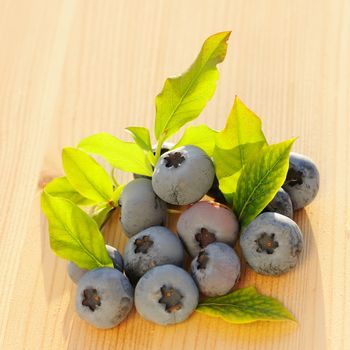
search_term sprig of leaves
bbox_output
[44,147,124,230]
[213,97,267,201]
[233,138,296,228]
[172,124,217,156]
[41,191,113,269]
[197,287,296,323]
[62,147,114,203]
[44,176,95,206]
[78,132,153,176]
[154,31,230,160]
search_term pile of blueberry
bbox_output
[67,144,319,329]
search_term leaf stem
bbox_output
[154,133,167,163]
[111,168,119,187]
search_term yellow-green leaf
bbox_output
[173,124,218,156]
[196,287,296,324]
[44,177,95,206]
[41,191,113,270]
[233,138,296,228]
[155,31,230,141]
[214,96,267,181]
[78,133,153,176]
[126,126,152,152]
[92,206,114,229]
[62,147,114,203]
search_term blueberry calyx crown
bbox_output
[285,168,303,187]
[82,288,101,311]
[255,233,279,254]
[196,251,209,270]
[134,235,154,254]
[195,228,216,248]
[159,285,183,313]
[164,152,185,168]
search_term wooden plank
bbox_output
[0,0,349,349]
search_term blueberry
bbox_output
[152,145,215,205]
[106,244,124,271]
[75,267,134,329]
[264,188,293,219]
[68,244,124,283]
[177,201,239,257]
[124,226,184,284]
[240,212,303,276]
[191,242,240,296]
[133,142,175,179]
[67,262,88,284]
[135,264,199,325]
[282,152,320,210]
[119,178,167,237]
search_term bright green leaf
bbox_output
[92,206,114,229]
[173,124,218,156]
[214,96,267,180]
[126,126,152,152]
[233,138,296,228]
[111,184,125,203]
[78,133,153,176]
[62,147,114,203]
[196,287,296,323]
[218,172,241,207]
[44,177,95,206]
[41,191,113,270]
[155,31,230,141]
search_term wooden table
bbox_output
[0,1,349,349]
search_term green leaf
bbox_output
[126,126,152,152]
[78,133,153,176]
[92,206,114,229]
[62,147,114,203]
[111,184,125,203]
[173,124,218,156]
[214,96,267,181]
[44,177,95,206]
[218,173,240,206]
[41,191,113,270]
[233,138,296,228]
[196,287,296,324]
[155,31,230,141]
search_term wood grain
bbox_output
[0,0,349,349]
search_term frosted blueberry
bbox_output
[76,268,133,329]
[265,188,293,219]
[124,226,184,284]
[177,201,239,257]
[135,265,199,325]
[283,152,320,210]
[240,212,303,276]
[119,178,167,237]
[152,146,215,205]
[191,242,240,296]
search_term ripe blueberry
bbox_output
[283,152,320,210]
[191,242,240,296]
[75,268,133,329]
[177,201,239,257]
[124,226,184,284]
[119,178,167,237]
[264,188,293,219]
[152,146,215,205]
[240,212,303,276]
[135,264,199,325]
